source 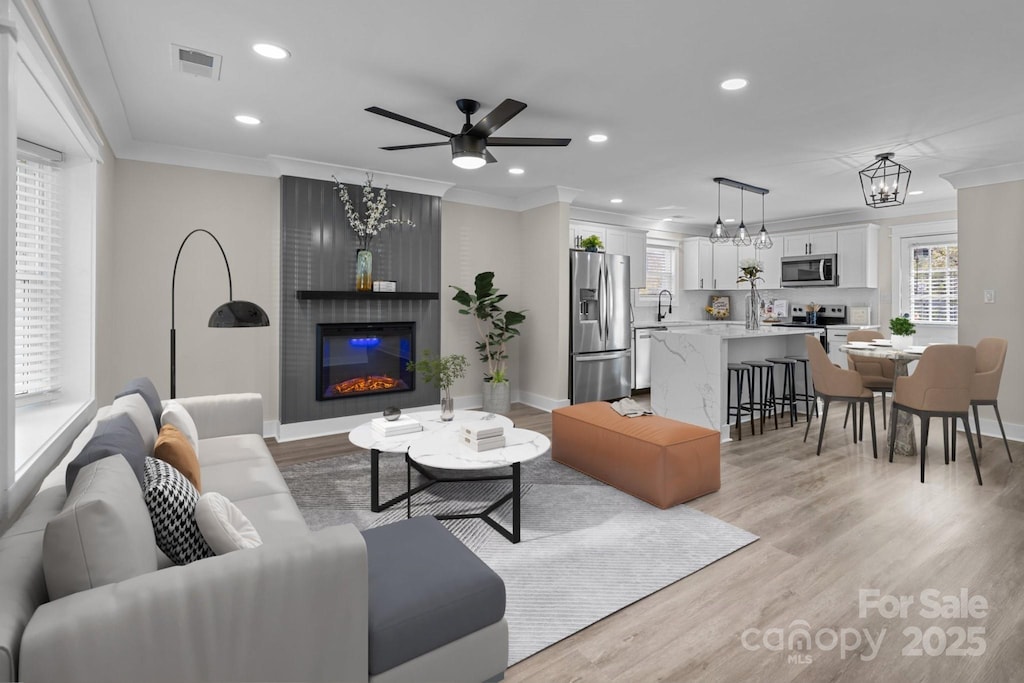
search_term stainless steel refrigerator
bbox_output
[570,250,632,403]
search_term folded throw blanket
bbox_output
[610,398,653,418]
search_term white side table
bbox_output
[348,410,514,512]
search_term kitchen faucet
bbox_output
[657,289,673,322]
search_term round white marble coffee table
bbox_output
[348,410,514,512]
[406,428,550,543]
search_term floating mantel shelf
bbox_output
[295,290,440,301]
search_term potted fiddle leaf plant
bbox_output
[406,351,468,421]
[888,314,916,350]
[450,271,527,414]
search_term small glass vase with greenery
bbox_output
[406,351,468,421]
[579,234,603,252]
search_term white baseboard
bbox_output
[268,392,567,442]
[959,414,1023,444]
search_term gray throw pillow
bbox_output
[65,411,147,494]
[43,455,158,600]
[115,376,163,431]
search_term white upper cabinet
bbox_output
[737,244,782,290]
[570,223,646,289]
[836,224,878,288]
[712,242,738,290]
[783,230,838,256]
[682,238,714,290]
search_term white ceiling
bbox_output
[39,0,1024,231]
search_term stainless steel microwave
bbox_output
[781,253,838,287]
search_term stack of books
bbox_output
[371,415,422,438]
[460,420,506,452]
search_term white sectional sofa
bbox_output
[0,391,508,683]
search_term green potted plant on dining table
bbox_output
[889,314,916,350]
[450,271,527,414]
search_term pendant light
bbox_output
[753,192,773,249]
[732,187,751,246]
[708,180,731,243]
[859,152,911,208]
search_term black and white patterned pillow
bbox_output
[143,457,214,565]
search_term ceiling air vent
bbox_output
[171,44,222,80]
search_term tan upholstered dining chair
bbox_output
[970,337,1012,462]
[845,329,896,429]
[888,344,982,485]
[803,335,878,457]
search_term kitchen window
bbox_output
[640,243,677,297]
[909,242,958,324]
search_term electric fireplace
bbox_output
[316,322,415,400]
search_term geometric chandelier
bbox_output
[709,176,771,248]
[859,152,911,208]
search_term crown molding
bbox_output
[442,187,521,211]
[517,185,582,211]
[569,206,689,233]
[268,155,454,197]
[940,162,1024,190]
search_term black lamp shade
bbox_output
[208,300,271,328]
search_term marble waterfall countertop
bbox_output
[651,325,818,340]
[632,320,742,329]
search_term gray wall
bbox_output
[280,176,441,424]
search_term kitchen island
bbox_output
[650,324,820,441]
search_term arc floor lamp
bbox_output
[170,229,270,398]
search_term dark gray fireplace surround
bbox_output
[280,176,441,424]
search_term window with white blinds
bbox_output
[909,242,958,324]
[640,244,677,296]
[15,154,63,403]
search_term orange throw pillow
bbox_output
[154,424,201,492]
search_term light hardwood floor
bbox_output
[268,402,1023,682]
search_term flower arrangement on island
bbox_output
[332,173,415,249]
[737,258,765,290]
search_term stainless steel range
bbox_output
[773,304,846,351]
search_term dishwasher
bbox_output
[633,326,666,391]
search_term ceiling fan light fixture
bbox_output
[451,134,487,169]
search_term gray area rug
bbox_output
[281,451,758,665]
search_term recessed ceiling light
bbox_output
[234,114,261,125]
[721,78,748,91]
[252,43,290,60]
[508,167,525,175]
[724,218,736,223]
[610,198,623,204]
[588,133,608,143]
[908,190,924,196]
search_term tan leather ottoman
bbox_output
[551,402,721,509]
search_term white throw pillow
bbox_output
[194,492,263,554]
[43,455,158,600]
[111,392,159,455]
[161,401,199,456]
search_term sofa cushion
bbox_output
[155,424,202,491]
[43,455,158,600]
[111,392,159,455]
[65,411,147,494]
[199,435,291,501]
[231,493,308,544]
[161,401,199,455]
[143,458,214,565]
[115,377,163,432]
[195,492,263,554]
[361,516,505,675]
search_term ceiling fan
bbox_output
[365,98,571,170]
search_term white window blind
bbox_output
[909,242,958,324]
[641,244,676,296]
[15,153,63,402]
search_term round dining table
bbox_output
[839,342,925,457]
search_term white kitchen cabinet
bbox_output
[571,224,647,288]
[837,224,878,288]
[712,242,738,290]
[625,231,647,289]
[571,224,606,249]
[682,238,714,290]
[783,230,838,256]
[604,230,627,257]
[734,244,780,290]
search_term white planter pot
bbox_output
[481,380,511,414]
[891,334,914,350]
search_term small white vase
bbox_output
[891,334,913,350]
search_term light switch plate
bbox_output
[984,289,996,303]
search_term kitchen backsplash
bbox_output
[632,287,881,325]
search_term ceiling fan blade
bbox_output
[380,142,451,151]
[468,99,527,138]
[365,106,453,138]
[486,137,572,147]
[485,150,498,164]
